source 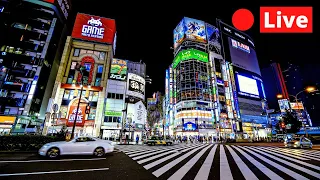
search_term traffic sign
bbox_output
[52,103,59,113]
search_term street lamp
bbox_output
[277,86,317,137]
[70,63,86,140]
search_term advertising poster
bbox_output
[134,101,146,125]
[184,17,207,43]
[228,37,261,76]
[127,73,145,100]
[206,23,222,54]
[173,49,208,68]
[67,99,87,126]
[109,59,127,81]
[182,118,198,131]
[278,99,290,112]
[173,20,185,49]
[71,13,116,44]
[290,102,304,110]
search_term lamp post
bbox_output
[70,64,86,140]
[277,86,317,137]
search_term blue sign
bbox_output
[183,122,197,131]
[0,6,4,13]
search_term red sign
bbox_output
[44,0,55,3]
[260,7,312,33]
[67,99,87,126]
[71,13,116,44]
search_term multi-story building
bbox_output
[167,17,268,140]
[42,13,116,137]
[0,0,71,134]
[102,59,147,140]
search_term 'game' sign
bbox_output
[72,13,116,44]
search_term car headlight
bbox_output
[294,142,299,144]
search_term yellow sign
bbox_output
[0,116,16,124]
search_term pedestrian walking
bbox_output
[136,134,139,144]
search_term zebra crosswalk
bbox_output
[115,144,320,180]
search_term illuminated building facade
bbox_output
[167,17,268,139]
[42,13,116,137]
[0,0,71,134]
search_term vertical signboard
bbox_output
[165,69,169,102]
[126,73,145,100]
[109,59,127,81]
[169,67,173,104]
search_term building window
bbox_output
[95,65,103,86]
[107,93,124,100]
[104,116,121,123]
[67,61,77,84]
[73,48,80,57]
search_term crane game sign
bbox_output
[67,99,87,126]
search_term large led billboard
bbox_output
[71,13,116,44]
[173,17,207,49]
[206,23,222,55]
[127,73,145,100]
[234,67,265,100]
[228,38,261,75]
[109,59,127,81]
[172,49,208,68]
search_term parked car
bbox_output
[284,136,313,149]
[39,136,114,158]
[146,136,173,146]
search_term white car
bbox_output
[39,137,114,158]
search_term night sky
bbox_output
[69,1,319,123]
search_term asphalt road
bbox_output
[0,151,156,180]
[0,143,319,180]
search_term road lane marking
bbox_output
[144,144,207,170]
[246,146,320,178]
[152,145,208,177]
[0,168,109,177]
[0,158,106,163]
[226,146,258,180]
[168,144,213,180]
[238,146,308,180]
[231,146,283,180]
[194,144,217,180]
[220,145,233,180]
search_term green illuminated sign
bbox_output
[105,111,122,117]
[173,49,208,68]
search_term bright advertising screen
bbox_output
[109,59,127,81]
[184,17,207,43]
[127,73,145,100]
[234,68,265,100]
[173,17,207,49]
[228,37,261,75]
[206,23,222,54]
[237,74,259,96]
[173,49,208,68]
[173,20,185,49]
[71,13,116,44]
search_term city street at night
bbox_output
[1,143,320,180]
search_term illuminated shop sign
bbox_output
[127,73,145,100]
[182,118,198,131]
[231,39,250,53]
[109,59,127,81]
[173,49,208,68]
[72,13,116,44]
[105,111,122,117]
[0,6,4,13]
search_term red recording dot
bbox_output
[232,9,254,31]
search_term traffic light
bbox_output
[281,122,286,129]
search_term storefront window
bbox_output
[67,62,77,84]
[60,106,68,119]
[63,90,70,99]
[104,116,121,123]
[88,107,96,120]
[92,92,99,102]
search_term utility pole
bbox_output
[70,64,85,139]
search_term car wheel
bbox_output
[94,147,105,157]
[152,143,155,146]
[168,142,172,146]
[300,145,304,149]
[47,147,60,159]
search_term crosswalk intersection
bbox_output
[115,143,320,180]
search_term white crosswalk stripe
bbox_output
[115,144,320,180]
